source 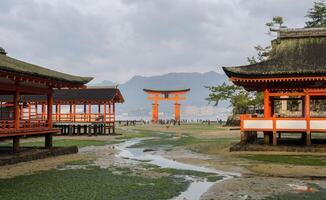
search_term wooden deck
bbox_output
[0,128,60,138]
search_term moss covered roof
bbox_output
[0,51,93,85]
[223,28,326,78]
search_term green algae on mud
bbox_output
[241,154,326,166]
[0,166,190,200]
[23,139,117,148]
[143,164,223,182]
[0,139,117,148]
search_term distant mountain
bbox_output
[97,71,231,120]
[96,80,117,86]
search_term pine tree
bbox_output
[306,0,326,28]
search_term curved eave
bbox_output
[0,54,93,86]
[143,88,191,93]
[222,66,326,79]
[113,89,125,103]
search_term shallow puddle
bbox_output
[116,139,239,200]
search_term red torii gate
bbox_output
[143,88,190,123]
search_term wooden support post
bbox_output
[103,102,107,123]
[84,104,87,122]
[88,103,91,122]
[69,103,73,121]
[306,132,312,146]
[98,104,101,119]
[45,134,53,148]
[305,91,311,146]
[264,89,270,118]
[35,103,38,120]
[14,90,20,129]
[264,132,270,145]
[240,132,246,144]
[55,104,58,121]
[47,92,53,128]
[272,132,277,146]
[112,103,115,134]
[20,105,24,120]
[28,103,31,123]
[73,103,76,122]
[42,103,46,120]
[58,103,61,121]
[13,136,20,152]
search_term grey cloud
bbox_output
[0,0,317,83]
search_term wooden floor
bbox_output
[0,128,60,138]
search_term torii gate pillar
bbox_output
[152,103,159,123]
[143,88,190,123]
[174,103,180,122]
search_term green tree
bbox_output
[205,84,263,115]
[266,16,285,30]
[306,0,326,28]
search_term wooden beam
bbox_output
[47,92,53,128]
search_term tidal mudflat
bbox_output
[1,124,326,200]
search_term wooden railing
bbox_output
[0,120,48,130]
[52,113,115,123]
[240,114,326,133]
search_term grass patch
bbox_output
[21,139,113,148]
[241,154,326,166]
[129,134,203,148]
[190,138,237,154]
[65,159,92,166]
[117,129,174,140]
[144,164,223,182]
[1,138,121,148]
[179,124,226,132]
[129,132,235,152]
[0,166,190,200]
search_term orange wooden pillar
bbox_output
[47,92,53,128]
[263,89,272,145]
[103,102,107,122]
[152,103,159,123]
[305,90,311,146]
[264,89,271,118]
[14,90,20,129]
[42,103,46,120]
[174,102,180,122]
[88,103,91,122]
[27,102,31,127]
[73,103,76,122]
[112,102,116,134]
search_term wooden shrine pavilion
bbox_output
[3,87,125,135]
[223,28,326,146]
[143,88,190,123]
[0,47,92,151]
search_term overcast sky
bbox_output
[0,0,316,83]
